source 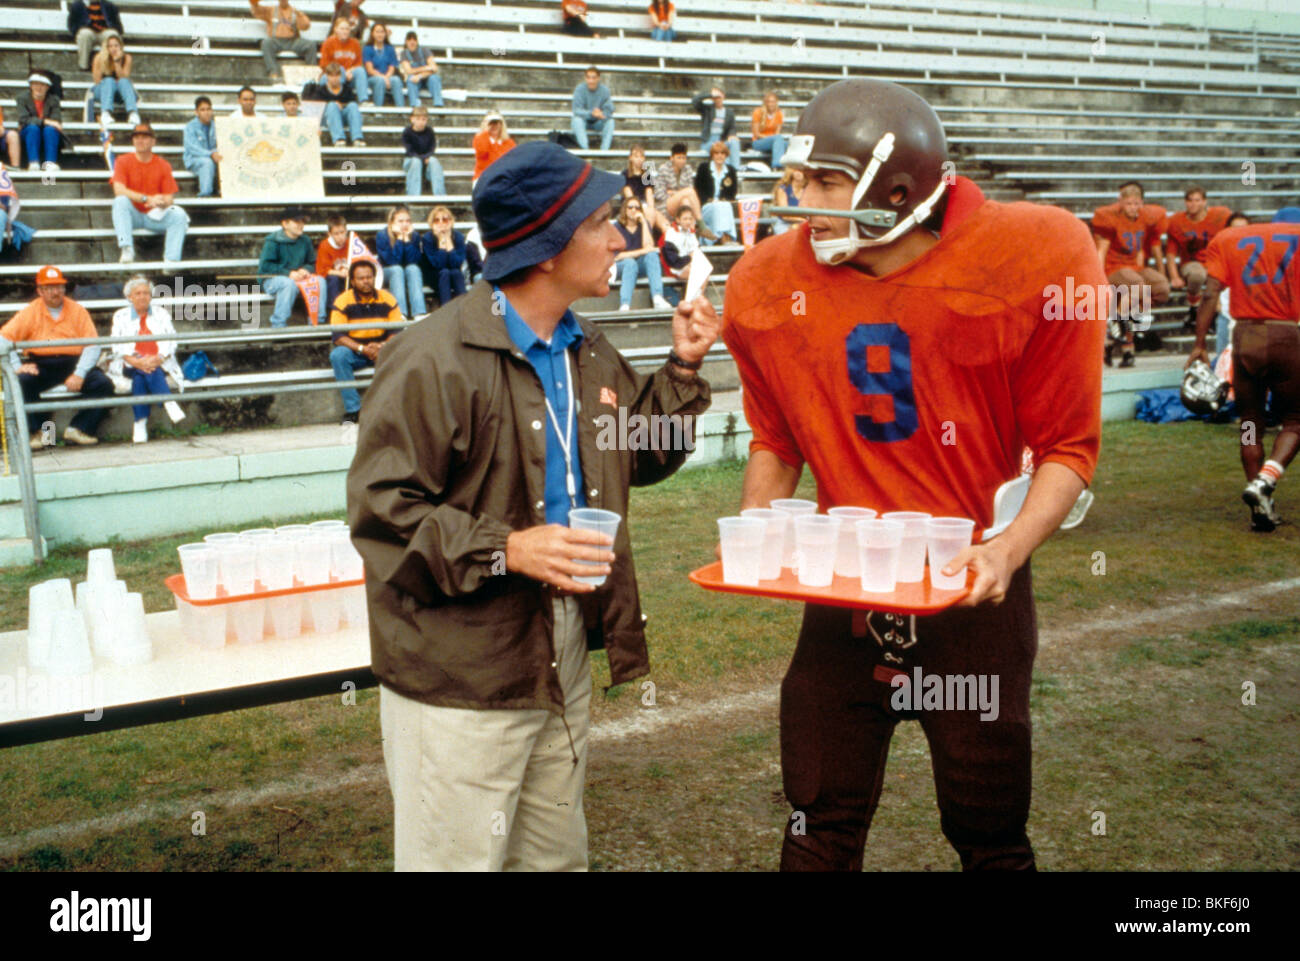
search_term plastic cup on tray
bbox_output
[827,507,876,578]
[738,508,787,581]
[717,516,767,586]
[881,512,931,583]
[856,519,905,593]
[927,517,976,591]
[792,515,840,588]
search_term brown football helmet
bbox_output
[779,79,950,264]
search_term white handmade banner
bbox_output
[215,115,324,200]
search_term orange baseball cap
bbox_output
[36,265,66,286]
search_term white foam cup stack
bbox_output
[792,515,840,588]
[86,548,116,583]
[927,517,977,591]
[769,498,817,569]
[717,516,768,586]
[27,578,74,671]
[881,512,932,583]
[856,519,905,593]
[112,592,153,666]
[827,507,877,578]
[739,508,787,581]
[47,609,93,676]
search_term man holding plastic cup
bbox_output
[347,140,717,871]
[724,79,1104,871]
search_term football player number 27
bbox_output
[1239,234,1299,287]
[846,323,918,443]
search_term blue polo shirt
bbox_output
[497,287,587,524]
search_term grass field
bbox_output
[1,420,1297,871]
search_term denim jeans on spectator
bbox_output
[21,125,60,165]
[618,253,664,307]
[111,195,189,261]
[751,134,787,168]
[651,27,676,41]
[405,74,444,107]
[322,101,364,144]
[429,265,467,306]
[403,155,446,196]
[367,74,406,107]
[699,138,741,169]
[1216,313,1233,358]
[263,274,325,327]
[330,344,372,414]
[570,116,614,151]
[96,77,138,114]
[384,263,427,318]
[320,67,369,99]
[700,201,736,245]
[189,156,217,197]
[128,366,171,420]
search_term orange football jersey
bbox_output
[1205,223,1300,321]
[1166,206,1233,264]
[1091,203,1167,275]
[723,191,1105,530]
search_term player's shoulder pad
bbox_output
[723,227,813,330]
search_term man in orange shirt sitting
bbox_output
[110,122,189,265]
[1164,184,1233,330]
[0,266,115,449]
[1091,181,1168,367]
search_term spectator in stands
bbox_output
[330,258,399,424]
[111,122,188,265]
[308,63,365,146]
[67,0,123,72]
[749,91,787,169]
[613,197,670,312]
[110,274,183,444]
[319,16,367,98]
[16,72,64,173]
[1,104,23,168]
[691,87,740,168]
[182,96,221,198]
[661,206,700,290]
[399,31,444,108]
[1091,181,1169,368]
[233,86,260,118]
[695,141,737,245]
[281,91,301,116]
[652,142,706,237]
[472,111,515,184]
[0,162,35,253]
[648,0,676,42]
[249,0,315,82]
[621,143,663,229]
[1165,184,1234,330]
[334,0,367,37]
[402,106,446,197]
[770,167,805,235]
[570,66,614,152]
[420,206,481,307]
[376,204,427,320]
[91,35,140,126]
[317,212,352,308]
[260,205,325,327]
[561,0,600,37]
[1,265,114,449]
[362,22,405,107]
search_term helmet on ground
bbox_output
[780,78,949,264]
[1180,359,1229,415]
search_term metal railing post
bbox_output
[0,346,45,563]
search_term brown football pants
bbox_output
[779,563,1037,872]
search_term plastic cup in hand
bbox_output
[47,609,93,676]
[216,542,256,596]
[229,599,266,645]
[856,519,905,593]
[770,499,817,569]
[882,512,931,583]
[927,517,976,591]
[295,531,333,586]
[86,547,116,583]
[112,592,153,666]
[568,508,620,587]
[827,507,877,578]
[328,530,364,581]
[739,508,787,581]
[717,516,767,586]
[178,543,219,600]
[792,515,840,588]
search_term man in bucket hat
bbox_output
[348,140,719,871]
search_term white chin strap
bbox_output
[808,131,948,266]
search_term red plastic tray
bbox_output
[165,573,365,607]
[688,562,972,615]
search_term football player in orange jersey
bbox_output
[727,79,1104,871]
[1091,182,1170,367]
[1165,185,1233,330]
[1188,207,1300,532]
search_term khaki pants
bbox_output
[380,596,591,871]
[76,27,119,70]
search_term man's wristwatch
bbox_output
[667,349,702,371]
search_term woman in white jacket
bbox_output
[110,275,184,443]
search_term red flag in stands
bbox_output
[739,198,761,248]
[296,278,321,325]
[345,231,384,289]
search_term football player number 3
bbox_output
[1239,234,1299,287]
[846,323,918,443]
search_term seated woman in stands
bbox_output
[361,21,404,107]
[660,206,701,294]
[16,71,65,173]
[110,275,185,444]
[648,0,676,42]
[694,140,738,245]
[92,34,140,126]
[471,111,515,185]
[770,167,806,236]
[612,197,671,312]
[375,204,427,320]
[419,205,482,307]
[561,0,600,38]
[620,143,665,231]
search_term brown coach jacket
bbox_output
[347,281,711,713]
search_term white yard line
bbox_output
[3,576,1298,857]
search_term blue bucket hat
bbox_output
[472,141,625,282]
[1272,206,1300,224]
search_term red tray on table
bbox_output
[688,562,972,615]
[165,573,365,606]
